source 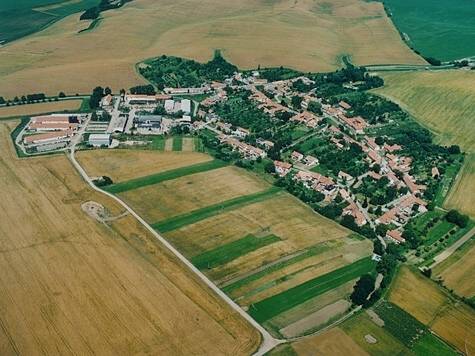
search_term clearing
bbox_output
[0,121,259,355]
[0,0,423,97]
[388,266,475,353]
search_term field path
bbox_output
[430,226,475,268]
[68,131,282,354]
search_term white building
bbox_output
[89,133,111,147]
[181,99,191,114]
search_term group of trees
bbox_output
[130,84,156,95]
[139,51,237,89]
[446,209,469,228]
[89,86,111,109]
[80,0,132,20]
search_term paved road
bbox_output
[430,226,475,269]
[68,141,283,355]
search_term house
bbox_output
[386,229,405,244]
[101,94,113,107]
[304,155,319,167]
[164,99,175,113]
[274,161,292,177]
[342,115,367,133]
[368,171,382,180]
[234,127,250,138]
[366,137,379,151]
[403,174,426,194]
[339,101,351,110]
[134,115,162,133]
[384,143,402,152]
[257,138,274,150]
[338,171,353,182]
[125,94,157,106]
[368,150,382,164]
[291,151,304,162]
[89,133,111,147]
[343,201,367,226]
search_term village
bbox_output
[15,68,450,248]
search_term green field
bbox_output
[153,187,281,232]
[172,136,183,151]
[374,301,426,347]
[412,333,456,356]
[191,234,281,270]
[383,0,475,61]
[0,0,98,44]
[103,159,227,193]
[249,257,375,323]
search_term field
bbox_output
[0,0,97,44]
[0,99,83,118]
[388,266,475,353]
[268,327,368,356]
[80,148,373,336]
[375,70,475,217]
[76,149,212,182]
[0,121,259,355]
[433,237,475,298]
[118,165,270,222]
[383,0,475,61]
[0,0,424,98]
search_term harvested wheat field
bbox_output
[77,149,211,182]
[119,166,270,222]
[433,237,475,298]
[0,99,83,118]
[388,266,475,353]
[269,327,368,356]
[0,122,259,355]
[165,193,351,262]
[0,0,423,97]
[375,71,475,217]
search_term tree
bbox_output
[372,164,381,173]
[446,209,469,228]
[105,87,112,95]
[350,274,375,306]
[375,136,384,146]
[373,239,384,255]
[307,101,322,115]
[376,224,389,237]
[447,145,461,155]
[264,161,275,174]
[0,97,5,105]
[291,95,303,109]
[89,86,105,109]
[58,92,66,98]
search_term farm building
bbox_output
[89,133,111,147]
[23,130,73,147]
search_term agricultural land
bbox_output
[382,0,475,61]
[388,266,475,354]
[0,0,424,98]
[0,99,84,119]
[79,148,374,338]
[0,121,260,355]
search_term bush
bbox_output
[446,209,469,228]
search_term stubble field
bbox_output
[0,99,83,118]
[0,122,259,355]
[0,0,424,98]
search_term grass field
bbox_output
[388,266,475,353]
[0,99,83,118]
[249,257,375,323]
[119,166,270,223]
[375,70,475,217]
[433,237,475,298]
[0,0,423,97]
[0,122,259,355]
[104,159,227,193]
[383,0,475,61]
[77,149,212,182]
[341,312,411,355]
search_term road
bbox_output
[430,226,475,269]
[68,138,283,355]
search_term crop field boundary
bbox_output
[249,257,375,323]
[104,159,228,193]
[152,187,282,233]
